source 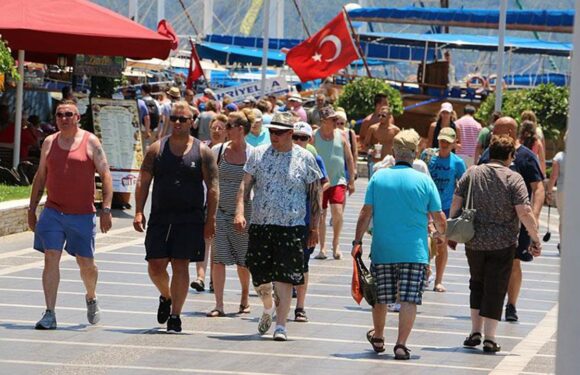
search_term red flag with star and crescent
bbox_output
[286,11,360,82]
[186,41,204,89]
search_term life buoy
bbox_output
[465,74,487,89]
[487,74,508,91]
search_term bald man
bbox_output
[478,117,544,323]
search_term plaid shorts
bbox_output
[370,263,428,305]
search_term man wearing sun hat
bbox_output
[234,112,322,342]
[353,128,445,359]
[421,127,467,293]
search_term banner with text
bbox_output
[91,98,144,193]
[202,77,289,103]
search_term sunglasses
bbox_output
[292,134,310,142]
[169,115,192,123]
[56,111,75,118]
[268,128,291,136]
[226,122,241,129]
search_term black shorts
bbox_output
[516,225,533,262]
[145,222,205,262]
[246,224,306,286]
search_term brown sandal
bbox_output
[393,344,411,360]
[238,304,251,314]
[206,309,225,317]
[366,329,385,353]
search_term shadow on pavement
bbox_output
[0,322,88,331]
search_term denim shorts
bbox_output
[33,207,96,258]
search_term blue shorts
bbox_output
[371,263,428,305]
[33,207,96,258]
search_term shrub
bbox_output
[336,77,403,122]
[475,84,568,140]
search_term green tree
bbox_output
[0,38,19,81]
[475,84,568,140]
[336,77,403,125]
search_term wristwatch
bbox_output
[352,239,363,246]
[102,207,111,214]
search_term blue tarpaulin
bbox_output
[348,7,574,33]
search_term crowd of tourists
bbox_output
[26,85,561,358]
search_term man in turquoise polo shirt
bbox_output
[352,129,446,360]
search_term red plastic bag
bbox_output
[351,245,363,304]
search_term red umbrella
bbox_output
[0,0,173,62]
[0,0,174,167]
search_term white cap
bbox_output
[439,102,453,113]
[293,121,312,137]
[288,94,303,103]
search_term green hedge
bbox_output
[336,77,403,122]
[475,84,568,140]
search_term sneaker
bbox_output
[35,310,57,330]
[505,303,518,322]
[166,315,182,334]
[86,298,101,324]
[387,303,401,313]
[273,327,287,341]
[258,310,274,335]
[157,296,172,324]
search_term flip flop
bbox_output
[190,279,205,292]
[333,252,342,260]
[433,284,447,293]
[366,329,385,353]
[238,304,251,314]
[206,309,225,317]
[314,252,328,260]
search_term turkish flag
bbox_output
[187,41,204,89]
[157,20,179,51]
[286,11,360,82]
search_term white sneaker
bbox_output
[387,303,401,313]
[273,327,287,341]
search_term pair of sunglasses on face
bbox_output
[56,111,76,118]
[268,128,291,136]
[169,115,193,123]
[292,134,309,142]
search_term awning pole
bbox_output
[260,0,271,96]
[422,41,428,85]
[494,0,507,112]
[12,50,25,169]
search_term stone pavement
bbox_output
[0,178,560,374]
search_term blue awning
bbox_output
[201,34,437,64]
[360,32,572,57]
[348,7,574,33]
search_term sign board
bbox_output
[200,77,289,103]
[91,98,144,193]
[75,55,125,78]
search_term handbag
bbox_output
[445,174,476,243]
[353,249,377,307]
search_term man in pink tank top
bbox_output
[28,101,113,330]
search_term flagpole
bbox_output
[260,0,271,97]
[342,6,372,78]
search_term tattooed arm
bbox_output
[89,134,113,233]
[234,172,255,232]
[133,142,158,232]
[27,135,54,231]
[201,142,219,239]
[306,179,322,248]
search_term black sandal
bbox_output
[294,308,308,322]
[190,279,205,292]
[463,332,482,348]
[483,339,501,353]
[393,344,411,360]
[366,329,385,353]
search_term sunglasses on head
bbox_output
[226,121,241,129]
[268,128,291,136]
[169,115,192,123]
[292,134,310,142]
[56,111,75,118]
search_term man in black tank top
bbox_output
[133,102,219,334]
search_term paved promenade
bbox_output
[0,178,560,374]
